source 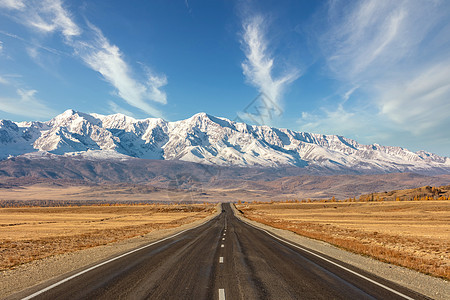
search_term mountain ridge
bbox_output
[1,109,449,175]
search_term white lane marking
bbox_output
[222,237,225,240]
[221,244,224,248]
[244,221,415,300]
[219,288,226,300]
[223,233,226,236]
[219,256,224,263]
[21,216,218,300]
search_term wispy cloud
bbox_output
[108,101,135,117]
[0,29,64,56]
[342,86,359,102]
[0,89,57,119]
[320,1,409,80]
[0,76,8,85]
[304,0,450,154]
[377,62,450,135]
[74,23,166,117]
[0,0,25,10]
[240,15,299,125]
[184,0,192,14]
[0,73,21,85]
[299,105,365,138]
[0,0,167,118]
[8,0,81,38]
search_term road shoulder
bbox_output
[230,203,449,300]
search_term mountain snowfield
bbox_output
[0,109,449,174]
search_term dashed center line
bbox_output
[219,257,224,263]
[222,237,225,240]
[219,288,226,300]
[221,244,224,248]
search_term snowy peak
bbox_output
[48,109,102,128]
[0,110,449,174]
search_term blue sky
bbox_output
[0,0,449,157]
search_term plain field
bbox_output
[0,204,215,270]
[237,201,450,279]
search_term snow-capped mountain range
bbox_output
[0,109,449,174]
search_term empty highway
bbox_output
[14,203,426,300]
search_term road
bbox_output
[14,203,427,300]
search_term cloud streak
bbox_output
[108,101,135,117]
[0,89,57,119]
[1,0,167,118]
[0,76,8,85]
[320,0,410,80]
[0,0,25,10]
[27,0,80,38]
[74,23,166,117]
[303,0,450,155]
[377,62,450,135]
[240,15,299,124]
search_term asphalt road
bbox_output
[14,203,427,300]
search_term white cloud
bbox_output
[320,0,431,81]
[0,76,8,85]
[306,0,450,155]
[75,24,166,117]
[146,71,168,105]
[319,0,450,83]
[0,0,25,10]
[19,0,81,38]
[297,101,450,155]
[342,86,359,102]
[184,0,192,14]
[0,89,57,118]
[1,0,167,118]
[26,46,38,59]
[298,105,363,137]
[108,101,135,117]
[0,30,63,56]
[240,15,299,124]
[377,62,450,135]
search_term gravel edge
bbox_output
[0,204,221,299]
[231,204,449,300]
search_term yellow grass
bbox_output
[0,183,279,205]
[237,201,450,280]
[0,204,215,270]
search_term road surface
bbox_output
[14,203,427,300]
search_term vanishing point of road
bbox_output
[14,203,427,300]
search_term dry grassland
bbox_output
[0,184,174,202]
[0,183,269,204]
[0,204,215,270]
[237,201,450,280]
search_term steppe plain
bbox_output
[237,200,450,279]
[0,181,448,285]
[0,204,215,270]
